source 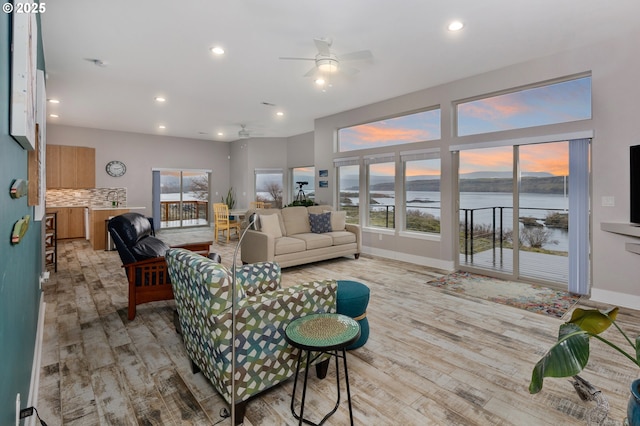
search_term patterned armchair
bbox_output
[165,248,337,424]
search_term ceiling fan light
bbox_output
[317,58,339,73]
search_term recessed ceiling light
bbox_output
[276,111,284,116]
[49,114,59,118]
[315,78,325,86]
[154,96,166,102]
[217,132,224,136]
[210,46,225,55]
[158,125,166,130]
[47,99,60,104]
[448,21,464,31]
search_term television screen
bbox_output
[631,145,640,224]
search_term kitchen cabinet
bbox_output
[46,145,96,189]
[90,208,130,250]
[46,207,85,239]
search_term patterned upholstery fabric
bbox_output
[165,248,337,405]
[309,212,332,233]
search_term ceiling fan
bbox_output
[238,124,264,138]
[279,38,373,77]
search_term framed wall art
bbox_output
[11,5,38,150]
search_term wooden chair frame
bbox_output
[214,203,241,243]
[123,241,211,320]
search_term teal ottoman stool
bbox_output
[337,280,370,350]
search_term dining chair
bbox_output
[249,201,265,209]
[214,203,241,243]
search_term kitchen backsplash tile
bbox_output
[46,188,127,207]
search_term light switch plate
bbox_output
[601,196,615,207]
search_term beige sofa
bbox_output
[240,205,361,268]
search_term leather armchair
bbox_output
[108,212,211,320]
[165,248,337,424]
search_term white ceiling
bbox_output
[40,0,640,142]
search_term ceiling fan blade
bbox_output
[279,56,315,61]
[303,66,318,77]
[340,65,360,76]
[313,38,332,56]
[338,50,373,62]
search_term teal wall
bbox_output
[0,11,44,426]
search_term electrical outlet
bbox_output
[378,234,382,241]
[601,196,615,207]
[19,407,34,419]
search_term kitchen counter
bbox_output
[90,206,146,211]
[89,207,145,250]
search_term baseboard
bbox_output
[590,288,640,310]
[26,294,46,426]
[362,246,455,271]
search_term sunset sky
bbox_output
[339,109,440,152]
[338,76,590,174]
[460,142,569,176]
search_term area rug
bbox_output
[427,272,582,319]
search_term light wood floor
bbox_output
[37,227,639,425]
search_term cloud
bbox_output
[459,95,533,121]
[345,123,433,146]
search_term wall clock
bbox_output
[106,160,126,177]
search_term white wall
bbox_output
[46,125,231,212]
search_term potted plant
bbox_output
[530,306,640,425]
[222,187,236,210]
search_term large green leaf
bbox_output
[568,307,618,334]
[529,323,591,394]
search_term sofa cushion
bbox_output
[329,210,347,231]
[309,212,332,233]
[281,206,311,236]
[327,230,356,245]
[307,205,333,214]
[260,214,282,238]
[292,233,333,250]
[275,236,306,255]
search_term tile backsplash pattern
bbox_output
[46,188,128,207]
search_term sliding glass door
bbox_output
[458,140,586,287]
[517,142,569,283]
[459,146,515,276]
[158,170,210,229]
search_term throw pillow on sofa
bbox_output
[260,214,282,238]
[309,212,332,233]
[328,210,347,231]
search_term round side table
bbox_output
[285,313,361,426]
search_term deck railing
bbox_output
[460,206,567,257]
[160,200,209,224]
[340,204,443,231]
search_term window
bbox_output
[403,151,441,234]
[337,163,360,224]
[457,76,592,136]
[366,156,395,229]
[338,108,440,152]
[154,169,210,229]
[255,169,283,208]
[292,166,315,204]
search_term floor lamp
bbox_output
[230,214,257,425]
